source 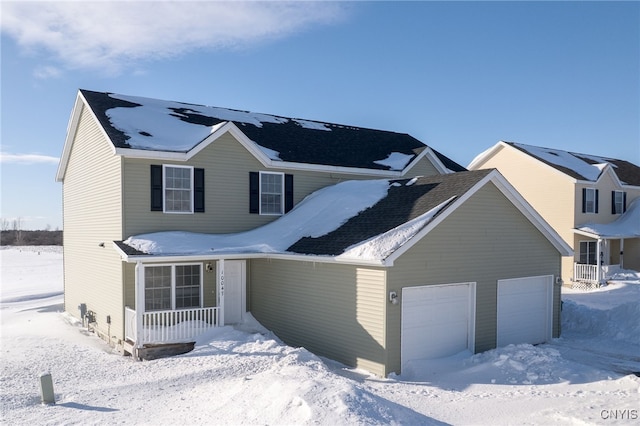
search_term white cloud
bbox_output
[0,152,60,165]
[1,1,348,75]
[33,65,62,79]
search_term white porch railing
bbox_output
[573,263,621,286]
[125,306,220,346]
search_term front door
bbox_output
[222,260,246,324]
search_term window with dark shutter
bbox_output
[150,165,163,211]
[582,188,598,214]
[285,174,294,213]
[249,172,259,214]
[194,168,205,213]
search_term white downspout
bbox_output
[135,261,145,353]
[218,259,225,326]
[596,239,602,285]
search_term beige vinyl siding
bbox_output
[250,259,388,376]
[123,133,391,236]
[386,183,562,374]
[62,105,124,344]
[471,146,575,246]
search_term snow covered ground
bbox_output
[1,246,639,425]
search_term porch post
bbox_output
[596,239,602,285]
[135,262,145,350]
[218,259,225,326]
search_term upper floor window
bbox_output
[249,172,294,215]
[150,165,205,213]
[260,172,284,215]
[581,188,598,214]
[165,165,193,213]
[612,191,626,214]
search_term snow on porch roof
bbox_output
[80,89,465,172]
[575,198,640,239]
[120,170,494,263]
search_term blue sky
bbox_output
[1,1,638,230]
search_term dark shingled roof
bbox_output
[114,241,148,256]
[507,142,640,186]
[288,169,493,256]
[79,89,465,172]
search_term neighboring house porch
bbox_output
[572,198,640,288]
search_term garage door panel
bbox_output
[497,276,552,347]
[401,283,475,369]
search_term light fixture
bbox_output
[389,291,398,305]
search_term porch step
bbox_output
[137,342,196,361]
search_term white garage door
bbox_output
[401,283,475,370]
[497,275,553,347]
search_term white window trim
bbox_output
[584,188,597,214]
[144,263,203,311]
[613,190,625,215]
[578,240,597,265]
[259,171,285,216]
[163,164,194,214]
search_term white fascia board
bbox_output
[572,228,601,239]
[114,243,386,267]
[383,170,574,265]
[382,174,492,266]
[56,94,83,181]
[421,147,454,175]
[112,120,405,177]
[467,141,505,170]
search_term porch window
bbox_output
[612,191,626,214]
[144,264,202,311]
[579,241,597,265]
[582,188,598,214]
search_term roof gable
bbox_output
[506,142,640,186]
[78,89,448,172]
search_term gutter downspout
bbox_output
[596,239,602,286]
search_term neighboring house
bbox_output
[56,90,570,376]
[469,141,640,288]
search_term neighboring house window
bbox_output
[144,264,202,311]
[581,188,599,214]
[611,191,626,214]
[578,241,597,265]
[249,172,294,215]
[150,165,205,213]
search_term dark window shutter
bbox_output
[150,165,163,211]
[623,192,627,213]
[194,168,205,213]
[284,174,294,213]
[249,172,259,214]
[581,188,586,213]
[611,191,616,214]
[594,189,599,214]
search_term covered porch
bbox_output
[122,258,247,359]
[573,203,640,287]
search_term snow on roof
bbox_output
[512,142,612,182]
[123,178,452,261]
[107,92,292,152]
[79,89,434,171]
[337,196,455,260]
[373,152,414,171]
[576,198,640,238]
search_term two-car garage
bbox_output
[400,276,554,370]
